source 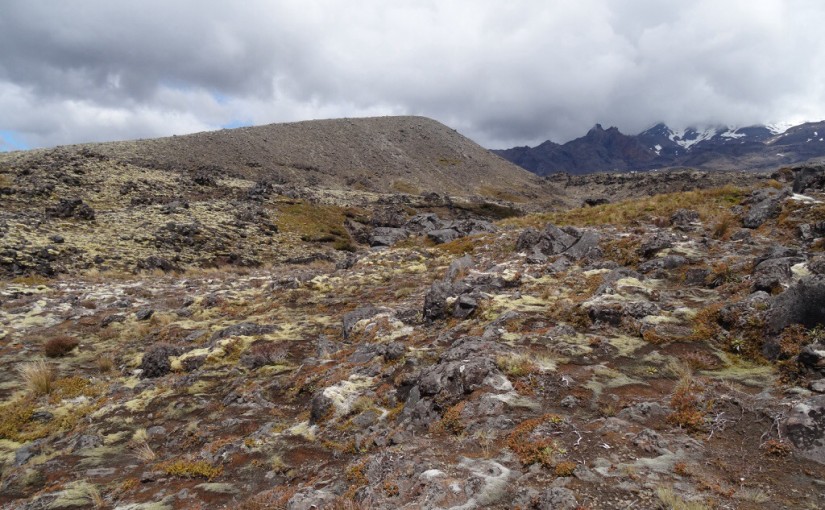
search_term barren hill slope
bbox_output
[72,115,548,199]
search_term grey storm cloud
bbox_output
[2,0,825,150]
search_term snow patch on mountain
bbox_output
[766,122,795,135]
[669,127,718,150]
[720,128,747,140]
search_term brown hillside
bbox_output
[78,115,550,199]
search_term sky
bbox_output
[2,0,825,152]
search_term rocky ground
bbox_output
[1,163,825,509]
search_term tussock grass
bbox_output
[503,185,747,229]
[18,359,56,395]
[656,486,710,510]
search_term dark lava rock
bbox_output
[638,232,674,258]
[533,487,578,510]
[792,164,825,194]
[369,227,409,247]
[446,255,474,281]
[782,394,825,465]
[140,344,182,378]
[799,344,825,372]
[427,228,460,244]
[584,198,609,207]
[46,198,95,220]
[401,338,503,426]
[752,257,793,293]
[404,213,443,233]
[743,189,788,228]
[453,294,478,319]
[101,314,126,327]
[811,256,825,275]
[309,391,333,424]
[517,224,576,256]
[135,308,155,321]
[342,306,388,339]
[564,231,602,260]
[670,208,700,228]
[384,341,406,361]
[765,276,825,335]
[137,255,178,272]
[638,254,688,273]
[371,206,408,228]
[210,322,277,344]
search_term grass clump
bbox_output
[656,486,710,510]
[505,185,747,229]
[274,200,356,251]
[18,359,56,396]
[161,459,222,480]
[496,353,539,378]
[43,335,79,357]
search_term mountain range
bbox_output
[494,121,825,175]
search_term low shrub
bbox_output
[44,336,79,357]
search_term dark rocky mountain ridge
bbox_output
[495,120,825,175]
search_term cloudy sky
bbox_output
[2,0,825,152]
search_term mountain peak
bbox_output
[494,119,825,175]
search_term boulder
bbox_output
[564,231,602,260]
[210,322,277,344]
[670,209,700,228]
[765,276,825,335]
[638,232,674,258]
[517,223,599,261]
[782,394,825,465]
[371,206,407,228]
[792,164,825,194]
[369,227,409,247]
[404,213,443,233]
[743,189,788,228]
[453,294,478,319]
[752,257,793,293]
[445,255,474,281]
[46,198,95,220]
[638,254,688,274]
[427,228,460,244]
[342,306,388,339]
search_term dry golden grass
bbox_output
[656,486,711,510]
[96,354,116,373]
[503,185,747,229]
[18,359,56,395]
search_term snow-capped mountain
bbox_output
[494,121,825,175]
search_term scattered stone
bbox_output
[135,308,155,321]
[101,314,126,327]
[137,256,178,272]
[342,306,388,339]
[210,322,277,344]
[670,208,700,228]
[46,198,96,220]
